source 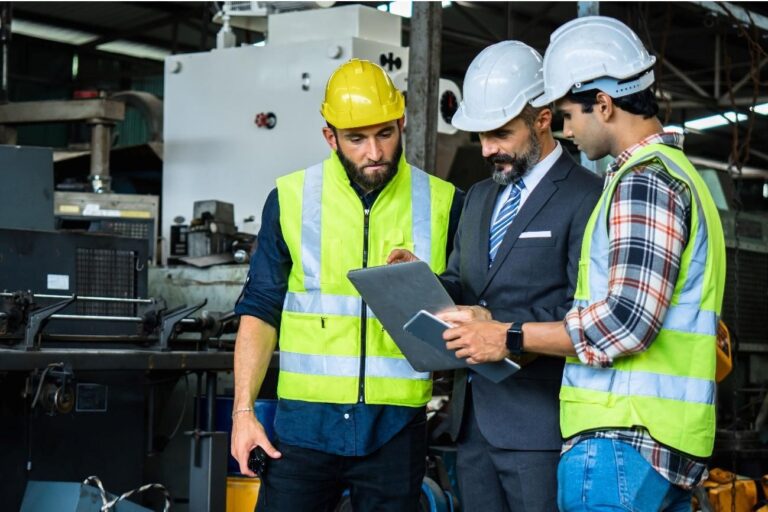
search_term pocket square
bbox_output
[519,230,552,239]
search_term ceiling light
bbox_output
[751,102,768,115]
[11,19,98,45]
[685,112,748,131]
[96,40,170,62]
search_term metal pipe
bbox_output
[1,292,154,303]
[49,314,200,324]
[195,372,203,430]
[721,56,768,102]
[405,2,442,173]
[89,121,112,193]
[147,383,156,455]
[51,314,144,322]
[662,60,711,98]
[577,1,599,17]
[206,371,216,431]
[714,34,721,99]
[692,1,768,32]
[0,3,11,105]
[667,95,768,108]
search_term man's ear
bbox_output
[537,108,553,132]
[594,92,615,121]
[322,126,338,151]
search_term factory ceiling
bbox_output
[5,1,768,172]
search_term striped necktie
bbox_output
[489,180,525,264]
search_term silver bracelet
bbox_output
[231,407,254,418]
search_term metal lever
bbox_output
[24,296,76,351]
[156,300,207,351]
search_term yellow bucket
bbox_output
[226,476,261,512]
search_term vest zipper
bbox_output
[359,207,371,403]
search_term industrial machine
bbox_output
[0,225,245,510]
[54,191,160,264]
[162,3,462,262]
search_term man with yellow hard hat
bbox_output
[230,58,463,511]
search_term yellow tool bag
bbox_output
[716,321,733,383]
[698,468,768,512]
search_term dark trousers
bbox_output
[457,387,560,512]
[256,414,427,512]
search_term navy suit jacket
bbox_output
[441,149,602,450]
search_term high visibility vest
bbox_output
[275,152,455,406]
[561,143,726,458]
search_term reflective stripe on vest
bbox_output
[284,291,377,319]
[573,299,717,337]
[280,351,430,380]
[301,163,324,291]
[562,363,715,405]
[411,167,432,264]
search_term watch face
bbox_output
[506,325,524,355]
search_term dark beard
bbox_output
[486,132,542,186]
[337,138,403,192]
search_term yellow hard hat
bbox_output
[320,59,405,129]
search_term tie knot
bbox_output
[513,179,525,191]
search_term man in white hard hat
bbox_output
[390,40,601,512]
[441,17,726,511]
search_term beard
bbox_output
[486,131,542,186]
[337,136,403,192]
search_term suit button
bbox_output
[478,299,488,307]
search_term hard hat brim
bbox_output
[531,89,564,108]
[451,103,527,133]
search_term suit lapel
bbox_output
[480,151,575,294]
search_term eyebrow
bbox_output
[344,127,394,139]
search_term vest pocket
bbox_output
[281,312,360,356]
[380,229,413,264]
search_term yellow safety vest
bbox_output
[276,151,455,406]
[561,143,726,457]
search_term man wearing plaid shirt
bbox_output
[438,16,726,511]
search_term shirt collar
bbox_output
[518,140,563,192]
[607,132,685,175]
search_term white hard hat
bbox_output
[532,16,656,107]
[451,41,544,132]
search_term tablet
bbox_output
[404,310,520,383]
[347,261,462,371]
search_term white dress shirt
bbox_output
[491,141,563,225]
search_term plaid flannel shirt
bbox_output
[563,132,708,489]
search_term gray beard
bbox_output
[488,133,542,186]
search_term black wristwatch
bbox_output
[506,322,524,356]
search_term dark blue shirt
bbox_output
[235,178,464,456]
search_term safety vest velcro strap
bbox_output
[284,291,377,319]
[280,351,430,380]
[563,363,715,405]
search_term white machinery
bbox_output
[162,4,460,262]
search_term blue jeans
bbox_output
[557,438,692,512]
